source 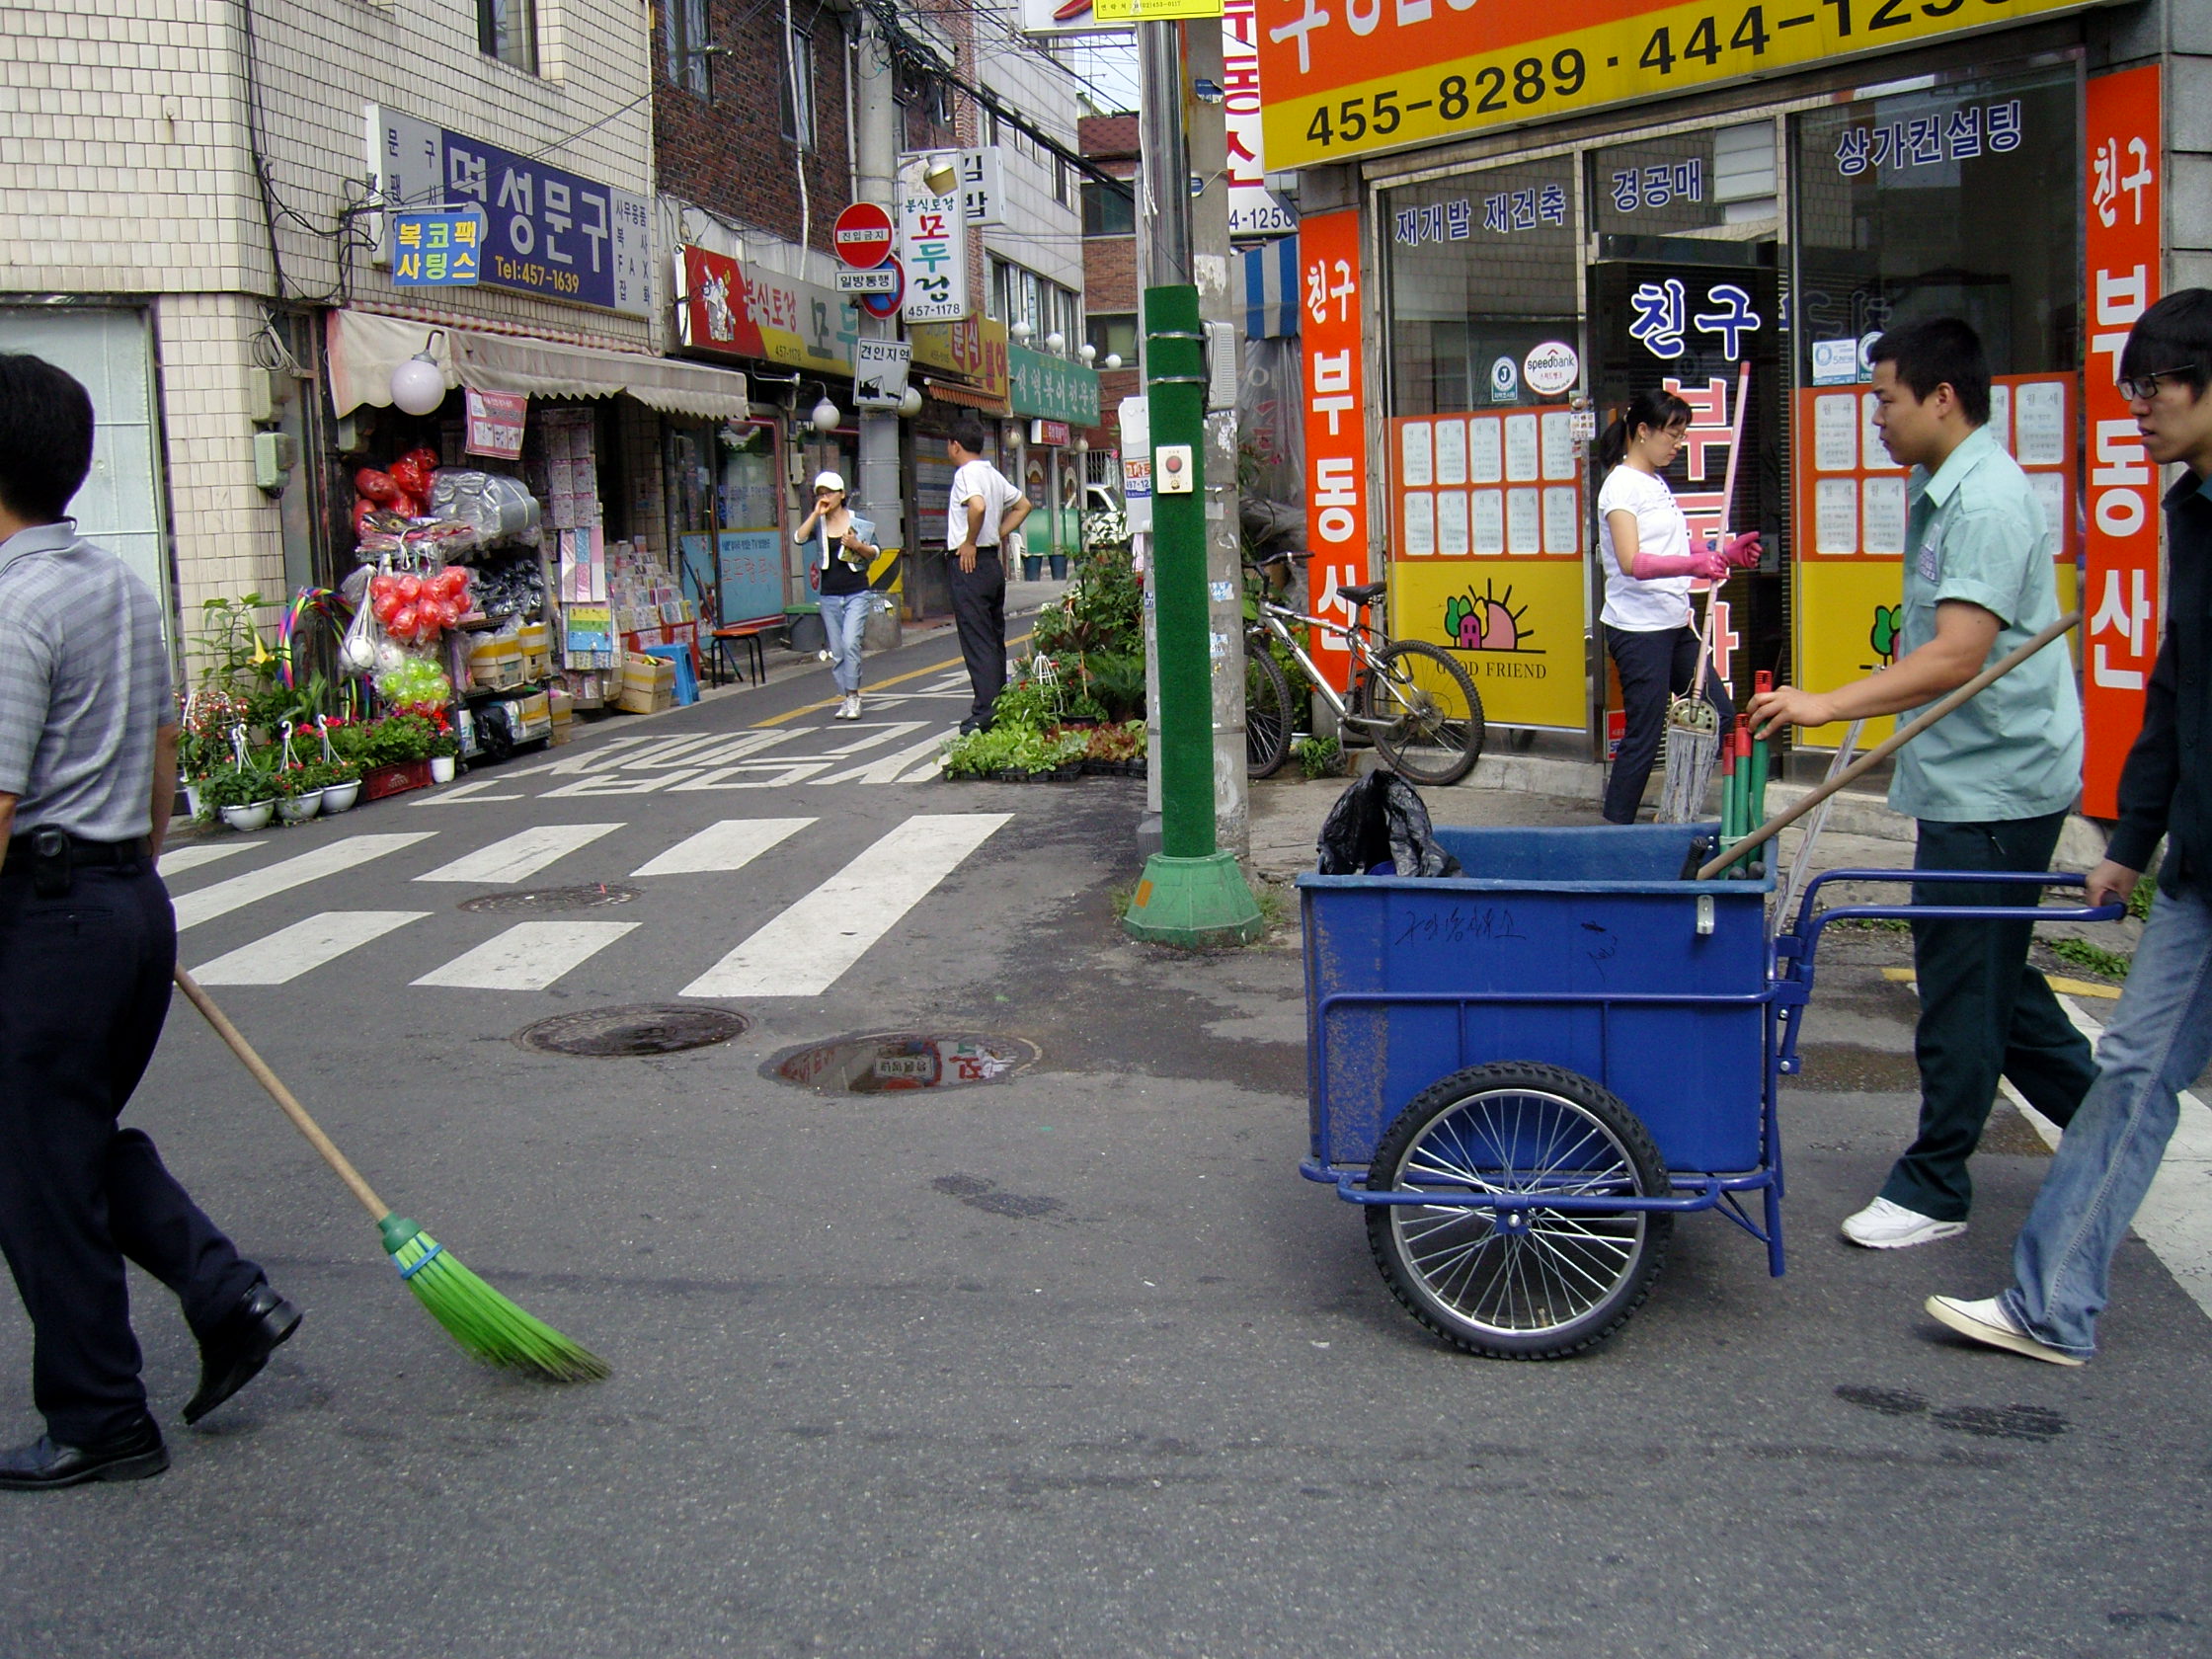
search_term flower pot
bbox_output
[319,780,361,815]
[276,793,321,825]
[219,801,274,832]
[183,781,204,819]
[429,755,457,783]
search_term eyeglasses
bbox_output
[2117,365,2202,401]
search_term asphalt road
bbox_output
[1,625,2206,1659]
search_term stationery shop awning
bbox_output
[921,376,1009,415]
[327,309,749,422]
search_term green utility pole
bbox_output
[1121,280,1262,946]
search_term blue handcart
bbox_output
[1299,821,2120,1359]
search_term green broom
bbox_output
[174,967,610,1383]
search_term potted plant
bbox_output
[202,764,276,832]
[273,764,323,824]
[427,731,459,784]
[317,756,362,815]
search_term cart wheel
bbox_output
[1365,1063,1671,1359]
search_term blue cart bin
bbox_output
[1299,822,1775,1176]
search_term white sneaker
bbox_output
[1840,1196,1967,1249]
[1926,1295,2085,1367]
[843,694,862,720]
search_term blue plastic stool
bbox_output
[640,644,700,707]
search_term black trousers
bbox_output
[1880,812,2100,1221]
[1603,622,1734,825]
[949,549,1007,728]
[0,859,260,1443]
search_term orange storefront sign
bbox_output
[1298,209,1369,695]
[1256,0,2127,168]
[2081,64,2163,818]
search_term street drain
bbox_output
[766,1032,1038,1093]
[461,883,641,913]
[515,1004,749,1057]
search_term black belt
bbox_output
[6,832,150,868]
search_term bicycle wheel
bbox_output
[1361,640,1484,786]
[1245,638,1294,779]
[1365,1064,1671,1360]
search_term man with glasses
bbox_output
[1923,289,2212,1364]
[1749,317,2095,1251]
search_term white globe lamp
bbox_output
[897,387,923,418]
[1103,353,1123,371]
[810,397,841,434]
[1010,319,1033,345]
[1077,343,1096,364]
[389,336,447,417]
[1045,331,1066,356]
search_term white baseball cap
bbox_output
[813,471,846,493]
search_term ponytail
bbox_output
[1596,387,1695,472]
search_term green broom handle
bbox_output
[173,966,392,1223]
[1697,609,2082,881]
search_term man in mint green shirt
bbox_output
[1751,317,2094,1250]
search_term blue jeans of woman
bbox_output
[817,592,868,695]
[2001,886,2212,1356]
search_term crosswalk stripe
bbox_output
[680,812,1011,998]
[173,833,437,931]
[630,817,813,878]
[813,728,956,787]
[193,910,430,986]
[158,842,259,877]
[412,919,639,990]
[413,823,621,884]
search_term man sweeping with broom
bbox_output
[0,354,299,1488]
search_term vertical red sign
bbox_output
[1298,209,1369,693]
[2082,66,2164,817]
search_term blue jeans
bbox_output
[817,592,868,695]
[2002,886,2212,1357]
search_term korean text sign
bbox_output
[901,190,969,322]
[1255,0,2114,169]
[1298,210,1368,693]
[2082,65,2163,818]
[391,209,484,286]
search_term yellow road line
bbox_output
[750,629,1034,727]
[1881,966,2120,1000]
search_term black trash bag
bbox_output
[1314,769,1463,877]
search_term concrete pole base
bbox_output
[1121,851,1264,948]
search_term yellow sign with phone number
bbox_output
[1259,0,2110,170]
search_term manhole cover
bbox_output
[766,1032,1038,1093]
[461,883,641,914]
[515,1004,749,1057]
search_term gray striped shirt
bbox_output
[0,521,172,841]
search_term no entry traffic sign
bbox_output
[832,202,895,270]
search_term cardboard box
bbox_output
[468,638,524,690]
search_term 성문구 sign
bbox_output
[1256,0,2127,169]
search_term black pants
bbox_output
[949,549,1007,728]
[1603,623,1733,825]
[0,859,260,1443]
[1880,812,2100,1221]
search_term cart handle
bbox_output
[1785,867,2125,950]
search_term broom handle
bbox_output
[172,966,391,1222]
[1697,609,2082,880]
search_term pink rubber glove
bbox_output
[1630,548,1728,581]
[1709,530,1763,568]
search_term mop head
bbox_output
[1656,698,1720,824]
[380,1216,611,1382]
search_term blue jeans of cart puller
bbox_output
[2001,886,2212,1357]
[816,592,868,696]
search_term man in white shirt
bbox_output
[945,420,1032,733]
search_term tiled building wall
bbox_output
[155,292,289,618]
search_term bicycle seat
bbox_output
[1337,581,1387,607]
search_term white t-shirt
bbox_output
[947,458,1019,549]
[1596,463,1693,632]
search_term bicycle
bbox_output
[1243,551,1485,787]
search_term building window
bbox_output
[1086,313,1138,364]
[781,28,817,149]
[1054,155,1072,208]
[665,0,710,96]
[1082,179,1134,237]
[478,0,536,72]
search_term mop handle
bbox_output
[1690,360,1754,700]
[173,966,391,1222]
[1697,610,2082,880]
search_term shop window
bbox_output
[478,0,536,73]
[1082,180,1135,238]
[781,28,817,149]
[1793,62,2079,381]
[1086,313,1138,363]
[665,0,710,97]
[1383,158,1580,416]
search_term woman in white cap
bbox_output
[793,471,878,720]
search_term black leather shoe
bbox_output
[183,1281,301,1425]
[0,1418,168,1490]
